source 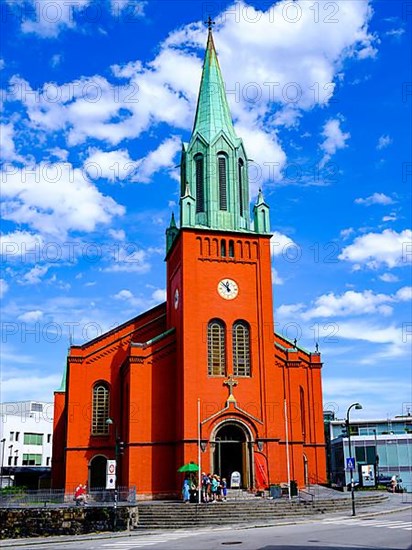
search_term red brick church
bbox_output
[52,28,326,498]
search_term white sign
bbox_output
[361,464,375,487]
[106,460,116,489]
[230,471,241,488]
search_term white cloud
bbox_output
[385,28,405,38]
[0,231,44,262]
[272,268,284,285]
[379,273,399,283]
[1,162,125,238]
[105,247,150,273]
[0,123,24,162]
[376,134,393,150]
[395,286,412,301]
[7,0,376,189]
[339,229,412,269]
[0,278,9,298]
[300,289,396,320]
[151,288,166,303]
[114,289,134,300]
[85,148,137,182]
[270,232,297,256]
[130,136,181,184]
[382,213,397,222]
[354,192,394,206]
[18,310,44,322]
[1,372,61,402]
[340,228,355,240]
[20,265,49,285]
[109,229,126,241]
[50,54,62,68]
[19,0,92,38]
[319,117,350,166]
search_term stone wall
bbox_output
[0,506,136,539]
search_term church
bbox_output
[52,27,326,498]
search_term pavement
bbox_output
[1,492,411,547]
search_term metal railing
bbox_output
[0,486,136,508]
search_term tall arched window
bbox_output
[195,154,204,213]
[218,153,227,211]
[92,383,110,435]
[238,159,244,217]
[208,320,226,376]
[233,321,251,376]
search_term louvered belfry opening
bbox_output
[218,155,227,211]
[195,154,205,213]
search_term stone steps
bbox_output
[135,494,387,529]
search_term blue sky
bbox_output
[1,0,411,421]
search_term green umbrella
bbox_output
[178,462,199,473]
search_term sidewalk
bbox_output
[1,492,411,547]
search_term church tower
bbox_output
[166,26,286,488]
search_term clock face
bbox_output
[217,278,239,300]
[174,288,179,309]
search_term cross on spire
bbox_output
[205,16,215,31]
[224,375,238,402]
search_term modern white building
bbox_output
[0,401,54,488]
[325,414,412,492]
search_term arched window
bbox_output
[195,154,204,213]
[221,239,226,257]
[238,159,244,217]
[218,153,227,211]
[92,383,110,435]
[233,321,251,376]
[208,320,226,376]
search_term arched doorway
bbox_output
[212,422,252,489]
[89,455,107,489]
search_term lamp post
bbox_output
[372,429,379,488]
[0,438,5,488]
[346,402,362,516]
[106,418,118,531]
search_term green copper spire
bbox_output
[192,30,237,144]
[180,28,256,232]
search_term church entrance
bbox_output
[212,423,252,489]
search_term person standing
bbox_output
[182,476,190,503]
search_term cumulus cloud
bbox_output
[18,310,44,322]
[396,286,412,301]
[339,229,412,269]
[1,162,125,237]
[20,265,49,285]
[354,192,394,206]
[376,134,393,150]
[5,0,376,188]
[0,278,9,298]
[270,231,297,257]
[319,117,350,166]
[0,231,44,262]
[379,273,399,283]
[272,268,284,285]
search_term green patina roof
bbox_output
[57,363,67,392]
[192,30,237,144]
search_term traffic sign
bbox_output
[106,460,117,489]
[346,457,355,470]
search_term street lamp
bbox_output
[106,418,118,531]
[346,402,363,516]
[0,439,5,488]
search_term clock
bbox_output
[217,278,239,300]
[174,288,180,309]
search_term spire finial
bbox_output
[205,15,215,32]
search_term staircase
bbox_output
[135,493,387,529]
